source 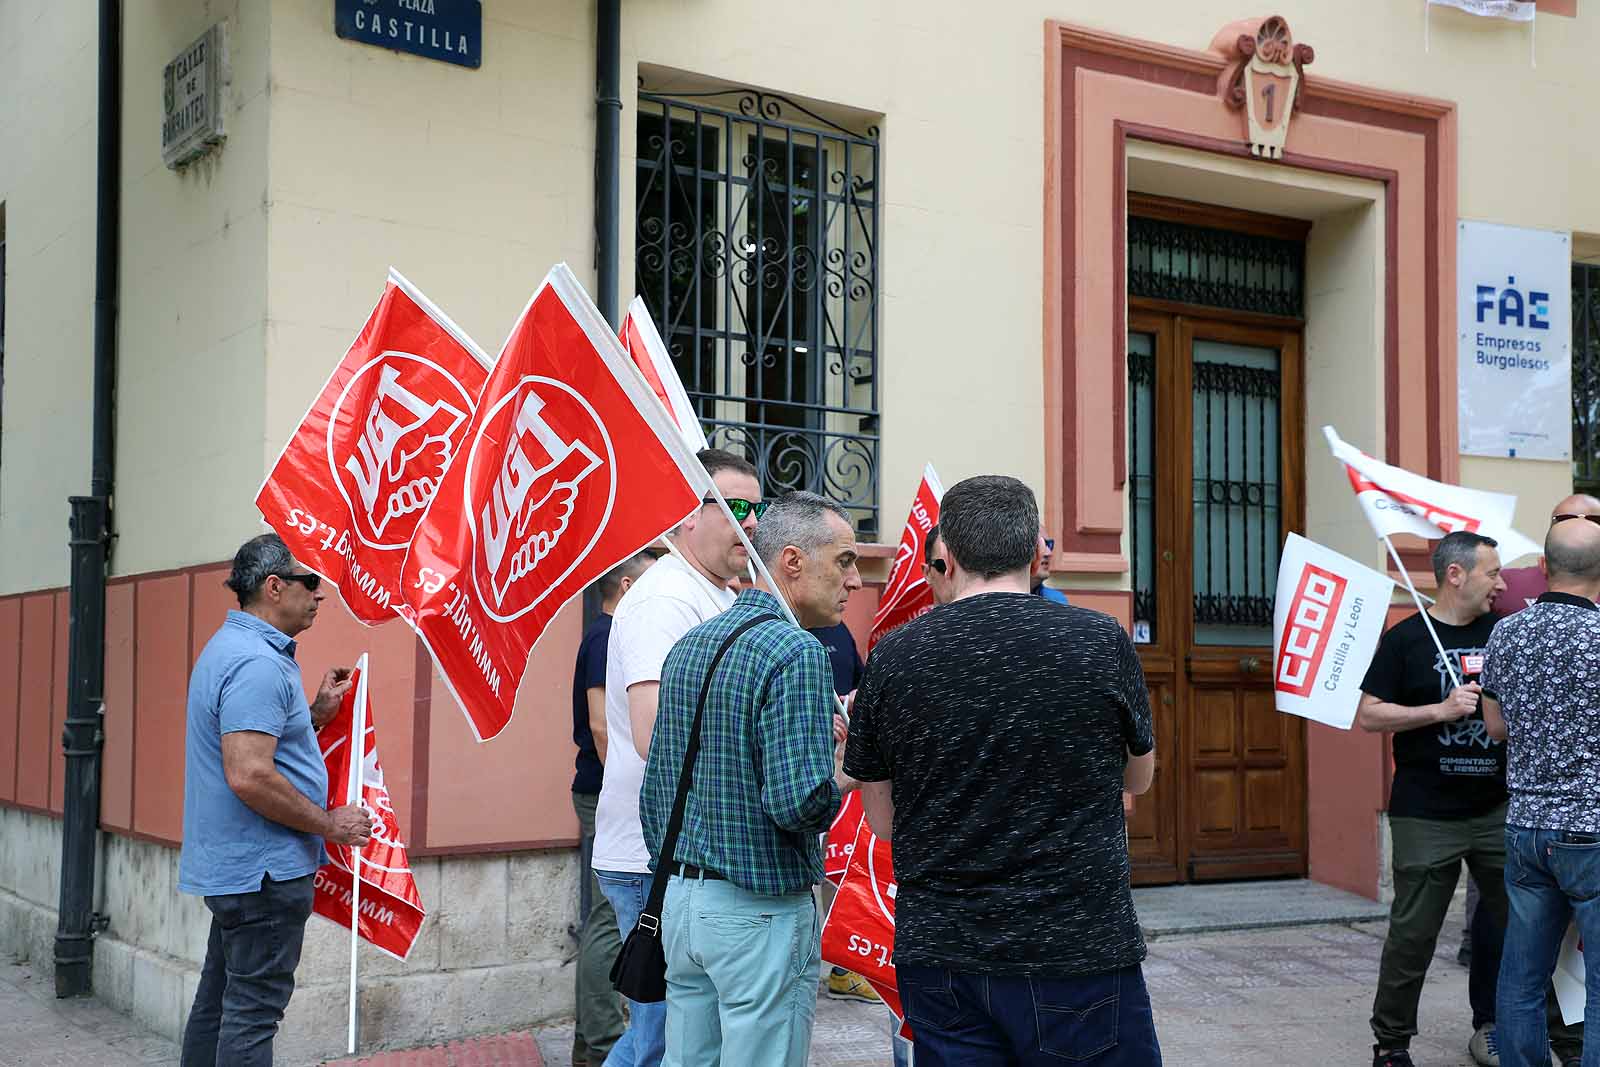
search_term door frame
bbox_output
[1127,303,1309,885]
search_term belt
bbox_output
[669,861,726,881]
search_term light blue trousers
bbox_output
[661,873,821,1067]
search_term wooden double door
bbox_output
[1125,309,1308,884]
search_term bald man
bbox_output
[1496,494,1600,613]
[1482,517,1600,1067]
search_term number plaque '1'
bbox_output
[1212,15,1316,160]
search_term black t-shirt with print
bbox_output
[843,593,1154,976]
[1359,611,1506,820]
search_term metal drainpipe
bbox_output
[571,0,622,935]
[56,0,120,998]
[594,0,621,328]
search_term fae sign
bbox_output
[335,0,482,69]
[1457,220,1572,461]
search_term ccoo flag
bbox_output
[256,270,493,625]
[1324,426,1541,563]
[1272,533,1394,730]
[399,265,711,741]
[869,465,945,649]
[311,656,426,960]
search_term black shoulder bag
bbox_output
[610,612,780,1002]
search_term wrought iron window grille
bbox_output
[1576,264,1600,495]
[1128,214,1305,318]
[635,83,881,538]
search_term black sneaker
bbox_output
[1373,1048,1415,1067]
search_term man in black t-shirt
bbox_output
[843,475,1160,1066]
[569,553,653,1067]
[1358,531,1508,1067]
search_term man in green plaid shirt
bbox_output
[641,491,862,1067]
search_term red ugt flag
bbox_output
[822,818,912,1041]
[869,464,945,649]
[312,657,426,960]
[256,270,492,624]
[620,296,709,453]
[400,264,710,741]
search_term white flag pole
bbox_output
[345,655,370,1056]
[1380,535,1463,689]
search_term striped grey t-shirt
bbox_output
[843,592,1153,976]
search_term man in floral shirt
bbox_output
[1483,516,1600,1067]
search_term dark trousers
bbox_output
[1373,807,1509,1048]
[899,962,1162,1066]
[572,791,624,1064]
[180,873,315,1067]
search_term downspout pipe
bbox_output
[594,0,621,327]
[56,0,120,998]
[575,0,623,931]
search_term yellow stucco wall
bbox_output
[2,0,1597,594]
[0,1,271,592]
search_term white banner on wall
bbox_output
[1457,220,1571,461]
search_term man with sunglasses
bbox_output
[1497,494,1600,613]
[1031,528,1069,605]
[923,523,954,607]
[179,534,373,1067]
[592,448,764,1067]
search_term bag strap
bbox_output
[639,611,780,930]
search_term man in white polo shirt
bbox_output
[591,447,763,1067]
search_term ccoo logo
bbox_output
[1276,564,1346,698]
[464,376,616,624]
[329,352,475,551]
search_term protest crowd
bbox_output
[168,264,1600,1067]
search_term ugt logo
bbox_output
[1476,275,1550,330]
[331,353,475,550]
[466,377,615,622]
[1276,564,1346,698]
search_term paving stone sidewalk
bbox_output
[0,898,1543,1066]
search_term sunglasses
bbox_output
[928,558,947,575]
[705,497,769,521]
[1553,514,1600,527]
[276,572,322,593]
[1044,538,1055,551]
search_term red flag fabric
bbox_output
[399,264,710,741]
[312,659,426,960]
[619,296,709,452]
[824,791,865,886]
[821,817,911,1041]
[868,465,944,649]
[256,270,492,625]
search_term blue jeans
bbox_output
[660,873,821,1067]
[1499,825,1600,1067]
[595,869,668,1067]
[180,874,315,1067]
[898,962,1161,1066]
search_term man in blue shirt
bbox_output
[179,534,372,1067]
[571,552,655,1067]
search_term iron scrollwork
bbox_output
[1129,215,1304,319]
[1575,264,1600,495]
[636,85,881,536]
